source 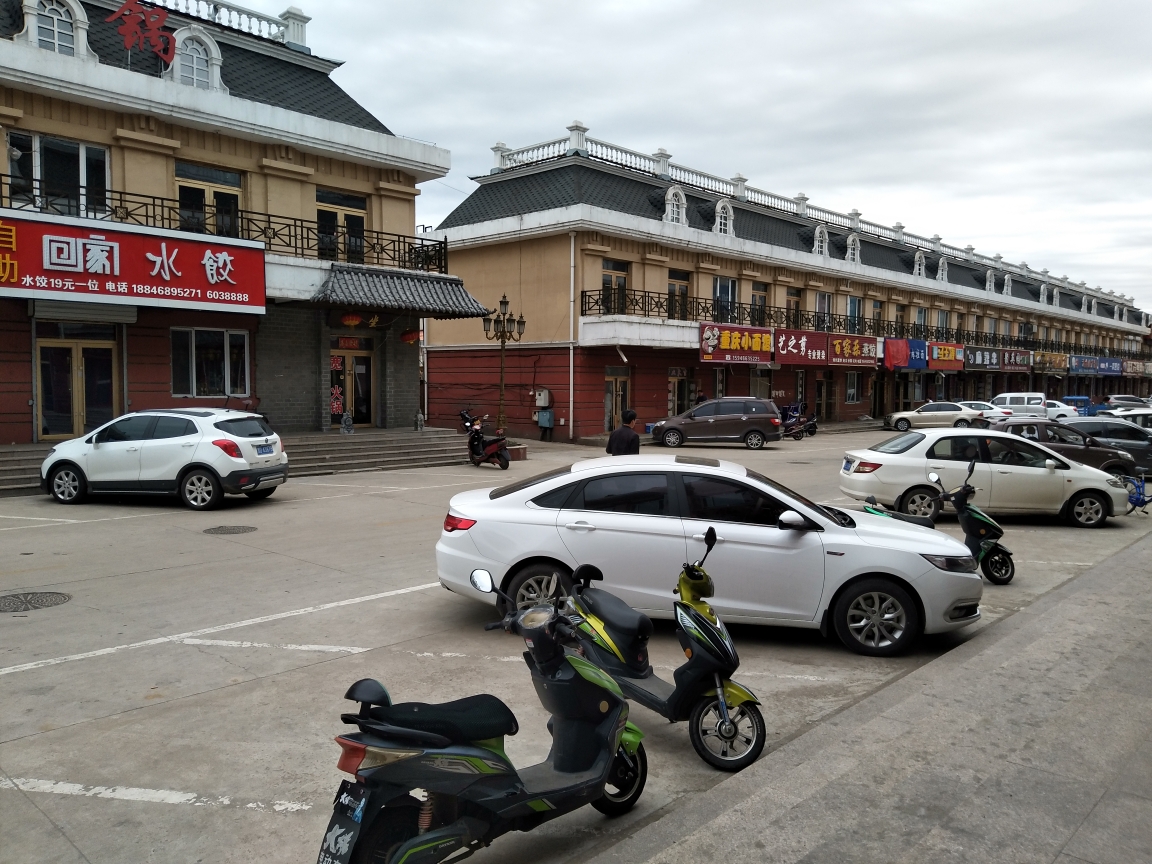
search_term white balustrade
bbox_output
[499,138,568,169]
[151,0,289,41]
[586,139,657,173]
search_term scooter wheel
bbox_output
[591,742,647,817]
[981,550,1015,585]
[496,451,510,470]
[791,431,805,441]
[688,696,766,772]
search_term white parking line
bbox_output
[0,777,310,812]
[0,514,80,522]
[180,638,367,653]
[0,582,438,677]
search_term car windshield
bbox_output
[213,416,274,437]
[870,432,925,454]
[489,465,573,499]
[746,468,834,521]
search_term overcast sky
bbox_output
[250,0,1152,311]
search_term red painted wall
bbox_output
[0,299,33,445]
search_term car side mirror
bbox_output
[1085,437,1098,447]
[778,511,807,531]
[1045,459,1056,472]
[469,568,494,593]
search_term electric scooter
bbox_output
[316,570,646,864]
[566,527,766,772]
[459,409,511,470]
[927,461,1014,584]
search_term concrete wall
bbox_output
[254,303,323,433]
[383,313,422,429]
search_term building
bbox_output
[0,0,485,446]
[426,122,1152,439]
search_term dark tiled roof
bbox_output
[0,0,20,37]
[313,264,488,319]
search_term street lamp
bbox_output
[482,294,526,430]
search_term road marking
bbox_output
[0,582,439,677]
[0,511,173,533]
[1022,561,1095,566]
[180,638,367,653]
[0,777,310,812]
[0,514,80,522]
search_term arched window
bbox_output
[936,257,948,282]
[912,250,925,277]
[812,224,828,256]
[985,270,996,292]
[1003,274,1013,296]
[37,0,75,55]
[845,233,861,264]
[178,38,210,89]
[713,200,734,235]
[664,187,686,225]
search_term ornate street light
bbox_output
[482,293,526,430]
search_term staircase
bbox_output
[0,445,52,494]
[281,427,469,476]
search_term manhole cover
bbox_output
[203,526,257,535]
[1,592,71,612]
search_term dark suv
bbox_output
[652,398,782,449]
[990,418,1137,477]
[1060,417,1152,474]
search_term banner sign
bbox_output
[928,342,964,371]
[1123,360,1144,376]
[828,335,878,366]
[1069,355,1098,375]
[1097,357,1123,376]
[1033,351,1069,373]
[0,209,266,313]
[772,328,828,365]
[964,347,1000,370]
[1001,349,1033,372]
[884,339,927,370]
[699,322,774,364]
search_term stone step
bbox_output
[290,451,469,471]
[292,456,469,477]
[284,444,466,459]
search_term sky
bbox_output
[246,0,1152,311]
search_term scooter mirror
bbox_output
[965,458,977,480]
[704,526,717,551]
[928,472,941,485]
[469,569,494,593]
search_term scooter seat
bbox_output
[580,586,653,671]
[370,694,518,744]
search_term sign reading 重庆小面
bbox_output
[927,342,964,371]
[699,323,774,363]
[0,211,265,313]
[772,329,828,365]
[828,335,878,366]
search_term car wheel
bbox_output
[833,578,921,657]
[49,464,87,504]
[244,488,276,500]
[744,431,765,450]
[900,486,941,521]
[894,418,911,432]
[953,419,970,428]
[505,563,573,612]
[180,469,222,511]
[662,429,683,448]
[1067,491,1108,528]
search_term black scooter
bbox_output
[316,570,646,864]
[566,527,766,772]
[459,409,510,470]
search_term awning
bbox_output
[312,263,489,319]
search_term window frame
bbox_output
[170,327,250,398]
[177,37,211,89]
[845,370,860,404]
[677,472,789,527]
[37,0,75,55]
[664,187,686,225]
[7,131,109,216]
[569,471,678,518]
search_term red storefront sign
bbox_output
[829,335,878,366]
[0,210,265,313]
[928,342,964,370]
[699,322,774,363]
[773,329,828,365]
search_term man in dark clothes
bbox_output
[606,409,640,455]
[695,392,709,405]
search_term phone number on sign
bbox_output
[129,285,250,303]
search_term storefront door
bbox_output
[604,367,629,432]
[667,367,692,416]
[330,351,374,427]
[37,341,118,440]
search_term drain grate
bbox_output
[1,592,71,612]
[203,526,257,535]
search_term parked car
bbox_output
[840,428,1128,527]
[40,409,288,511]
[437,454,983,657]
[1095,407,1152,429]
[990,392,1046,417]
[883,402,983,431]
[1061,396,1098,416]
[1061,417,1152,474]
[652,398,782,449]
[1043,399,1079,420]
[1102,394,1147,409]
[988,418,1137,478]
[958,401,1012,427]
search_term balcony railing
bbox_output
[581,288,1151,360]
[0,175,448,273]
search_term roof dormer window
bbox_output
[936,257,948,282]
[1003,274,1013,296]
[713,199,734,235]
[845,233,861,264]
[812,224,829,256]
[985,270,995,292]
[166,26,227,92]
[178,38,210,89]
[912,250,925,277]
[37,0,75,55]
[664,186,686,225]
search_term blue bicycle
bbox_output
[1123,475,1150,515]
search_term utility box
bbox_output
[535,388,551,408]
[537,409,554,428]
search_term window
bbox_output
[870,432,925,454]
[715,400,744,416]
[178,38,210,88]
[489,465,573,499]
[664,187,686,224]
[845,233,860,264]
[985,271,996,292]
[744,400,773,414]
[815,291,832,331]
[751,282,768,327]
[713,277,736,324]
[936,257,949,282]
[926,436,982,461]
[668,269,690,321]
[714,200,733,235]
[845,371,861,404]
[317,189,367,264]
[151,416,197,439]
[681,474,786,526]
[846,296,862,334]
[1009,424,1042,442]
[1003,274,1013,296]
[936,309,948,330]
[602,259,629,314]
[214,416,274,437]
[96,415,153,443]
[532,482,578,509]
[691,402,717,417]
[894,304,906,326]
[915,307,927,328]
[578,473,671,516]
[913,250,926,277]
[872,300,883,321]
[1069,420,1104,436]
[989,318,999,336]
[986,437,1051,468]
[171,328,249,397]
[8,132,108,216]
[1104,423,1149,442]
[786,287,803,328]
[812,225,829,256]
[1046,426,1085,446]
[37,0,74,55]
[176,161,242,237]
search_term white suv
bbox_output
[40,409,289,511]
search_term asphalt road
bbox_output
[1,432,1149,864]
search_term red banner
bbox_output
[0,210,265,313]
[829,335,878,366]
[773,329,828,365]
[699,322,774,364]
[928,342,964,370]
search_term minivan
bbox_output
[991,392,1046,417]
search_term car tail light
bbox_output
[853,461,883,473]
[770,417,781,425]
[335,737,366,775]
[212,439,243,459]
[443,514,476,532]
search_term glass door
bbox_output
[604,370,629,432]
[38,341,118,439]
[330,351,373,427]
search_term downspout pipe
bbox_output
[569,231,575,440]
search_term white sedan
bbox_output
[1044,400,1079,420]
[437,454,984,657]
[839,429,1128,528]
[958,401,1012,427]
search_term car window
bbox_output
[490,465,572,499]
[151,417,197,439]
[681,474,786,526]
[1027,397,1043,405]
[1104,423,1147,442]
[963,402,992,411]
[98,416,153,442]
[1069,420,1104,436]
[917,404,938,413]
[1009,424,1042,442]
[991,396,1007,406]
[1046,425,1085,446]
[986,437,1051,468]
[715,401,744,416]
[870,432,925,454]
[577,473,671,516]
[926,435,983,461]
[213,416,274,437]
[1008,396,1024,406]
[744,401,770,415]
[936,403,962,412]
[531,481,578,509]
[691,402,717,418]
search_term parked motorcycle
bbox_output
[781,402,817,440]
[566,527,766,772]
[317,571,646,864]
[459,409,511,470]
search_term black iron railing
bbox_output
[0,175,447,273]
[581,288,1151,360]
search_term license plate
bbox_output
[843,458,852,473]
[317,780,369,864]
[257,444,274,455]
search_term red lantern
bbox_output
[401,329,422,344]
[341,313,362,328]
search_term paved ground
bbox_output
[0,432,1149,863]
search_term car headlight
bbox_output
[921,554,978,573]
[654,421,666,427]
[1106,477,1126,489]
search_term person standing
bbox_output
[695,392,709,405]
[606,409,640,455]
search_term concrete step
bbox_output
[292,455,468,477]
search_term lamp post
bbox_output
[482,294,526,430]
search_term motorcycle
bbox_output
[317,570,646,864]
[459,409,511,470]
[565,527,766,772]
[781,402,817,440]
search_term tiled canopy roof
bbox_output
[313,264,489,319]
